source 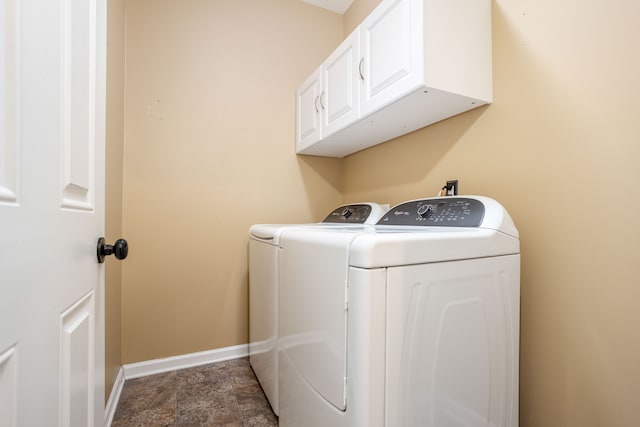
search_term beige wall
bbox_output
[105,0,125,400]
[121,0,344,363]
[343,0,640,425]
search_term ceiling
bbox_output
[301,0,354,14]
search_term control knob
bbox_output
[417,204,433,218]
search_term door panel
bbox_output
[61,0,96,211]
[0,346,18,426]
[60,291,96,427]
[0,0,19,205]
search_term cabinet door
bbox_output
[296,67,322,151]
[360,0,423,116]
[322,30,360,139]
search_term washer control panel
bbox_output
[377,197,485,227]
[322,204,376,224]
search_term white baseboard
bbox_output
[103,344,249,426]
[104,366,124,427]
[122,343,249,380]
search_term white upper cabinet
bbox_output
[296,67,322,150]
[297,0,492,157]
[296,31,360,154]
[359,0,422,116]
[322,30,360,139]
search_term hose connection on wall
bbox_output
[438,180,459,196]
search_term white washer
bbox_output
[248,203,388,415]
[279,196,520,427]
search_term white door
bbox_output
[0,0,107,425]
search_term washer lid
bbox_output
[249,223,311,245]
[249,202,388,244]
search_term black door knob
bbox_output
[97,237,128,263]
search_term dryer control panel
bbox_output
[377,197,485,226]
[322,204,377,224]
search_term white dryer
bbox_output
[278,196,520,427]
[248,202,388,415]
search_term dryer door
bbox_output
[280,229,354,411]
[385,255,520,427]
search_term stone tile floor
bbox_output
[111,357,278,427]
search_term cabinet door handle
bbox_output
[319,91,326,110]
[359,57,365,80]
[314,95,320,112]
